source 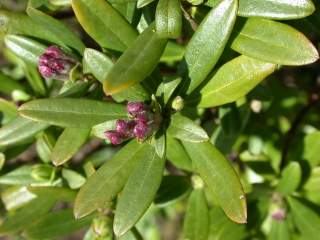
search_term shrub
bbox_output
[0,0,320,239]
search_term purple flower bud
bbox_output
[104,131,123,145]
[133,121,150,140]
[38,45,76,81]
[271,209,286,221]
[115,120,136,138]
[127,102,145,117]
[135,111,150,124]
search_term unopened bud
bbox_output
[104,131,123,145]
[115,120,135,138]
[133,121,151,140]
[127,102,146,117]
[38,46,76,81]
[31,164,55,182]
[172,96,184,111]
[271,209,286,221]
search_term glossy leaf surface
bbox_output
[198,55,276,108]
[103,25,167,95]
[74,140,146,218]
[231,18,319,65]
[19,98,127,128]
[184,0,238,94]
[113,144,165,236]
[183,141,247,223]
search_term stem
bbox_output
[280,94,320,171]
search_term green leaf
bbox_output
[113,143,165,236]
[0,195,56,235]
[18,98,127,128]
[137,0,156,8]
[103,25,167,95]
[1,186,36,211]
[0,98,18,124]
[167,114,209,142]
[4,34,46,65]
[268,220,290,240]
[0,116,48,148]
[182,141,247,224]
[160,41,185,63]
[183,0,238,94]
[238,0,315,20]
[74,140,146,218]
[231,18,319,65]
[62,169,86,189]
[0,72,25,95]
[25,209,93,239]
[155,175,191,205]
[0,9,81,50]
[27,186,76,202]
[0,165,34,185]
[288,197,320,240]
[71,0,138,52]
[166,135,193,171]
[183,189,209,240]
[26,7,85,53]
[197,55,276,108]
[83,48,149,102]
[52,128,90,166]
[153,127,166,158]
[303,131,320,167]
[155,0,182,39]
[156,76,182,105]
[276,162,301,196]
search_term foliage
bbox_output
[0,0,320,239]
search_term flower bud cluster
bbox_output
[104,102,155,145]
[38,46,77,81]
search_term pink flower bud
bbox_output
[38,45,76,81]
[104,131,123,145]
[271,209,286,221]
[133,121,150,140]
[127,102,146,117]
[115,120,136,138]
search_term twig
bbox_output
[180,5,198,31]
[280,93,320,171]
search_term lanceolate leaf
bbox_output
[276,162,301,196]
[71,0,138,52]
[166,136,193,171]
[167,114,209,142]
[4,35,46,65]
[0,196,56,235]
[113,144,165,236]
[74,140,146,218]
[303,131,320,167]
[288,197,320,240]
[25,209,93,239]
[83,48,149,102]
[18,98,127,128]
[26,7,85,53]
[197,55,276,108]
[0,117,48,148]
[183,189,210,240]
[231,18,319,65]
[0,9,84,52]
[182,141,247,224]
[137,0,156,8]
[103,25,168,95]
[155,0,182,39]
[268,220,290,240]
[27,186,76,202]
[52,128,90,166]
[184,0,238,94]
[238,0,315,20]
